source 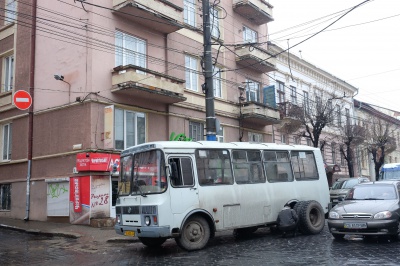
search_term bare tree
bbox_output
[338,124,366,177]
[278,93,345,149]
[364,117,397,178]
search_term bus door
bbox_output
[168,156,199,216]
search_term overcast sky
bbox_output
[268,0,400,112]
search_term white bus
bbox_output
[114,141,330,250]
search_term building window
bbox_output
[361,150,366,169]
[277,81,285,103]
[336,105,341,126]
[341,151,345,166]
[217,125,224,142]
[0,184,11,210]
[246,79,259,102]
[290,86,297,104]
[114,109,145,150]
[303,91,310,113]
[281,134,287,144]
[345,108,350,125]
[248,132,263,143]
[185,55,198,91]
[2,123,12,161]
[210,7,220,38]
[293,136,300,145]
[184,0,196,27]
[331,143,336,164]
[3,55,14,92]
[5,0,16,25]
[189,121,204,141]
[243,26,257,43]
[306,139,312,147]
[213,66,221,98]
[115,31,146,69]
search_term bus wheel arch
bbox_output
[298,200,325,235]
[175,211,214,251]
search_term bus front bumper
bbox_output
[115,224,171,238]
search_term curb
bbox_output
[0,224,81,239]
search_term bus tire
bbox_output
[175,215,210,251]
[139,237,167,247]
[298,200,325,235]
[293,201,305,215]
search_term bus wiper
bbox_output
[363,198,382,200]
[134,178,147,197]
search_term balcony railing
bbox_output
[235,45,276,73]
[240,101,280,126]
[233,0,274,25]
[113,0,184,33]
[112,65,186,104]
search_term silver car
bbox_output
[330,177,370,206]
[328,181,400,240]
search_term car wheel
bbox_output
[139,237,167,247]
[298,200,325,234]
[332,233,345,240]
[175,215,210,251]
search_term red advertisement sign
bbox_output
[71,177,81,213]
[76,153,120,172]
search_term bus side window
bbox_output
[169,157,194,187]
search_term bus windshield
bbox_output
[119,150,166,196]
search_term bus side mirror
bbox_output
[169,161,178,180]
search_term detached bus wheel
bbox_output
[298,200,325,235]
[139,237,167,247]
[176,215,210,251]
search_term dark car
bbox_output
[328,180,400,240]
[330,177,370,207]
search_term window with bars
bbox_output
[0,184,11,210]
[185,55,198,91]
[290,86,297,104]
[115,31,146,69]
[248,132,263,143]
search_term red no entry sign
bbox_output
[13,90,32,110]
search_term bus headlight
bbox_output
[117,215,121,224]
[145,216,151,226]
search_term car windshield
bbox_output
[332,180,347,189]
[342,179,359,189]
[346,185,397,200]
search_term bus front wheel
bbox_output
[175,215,210,251]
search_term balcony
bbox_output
[112,65,186,104]
[235,45,276,73]
[113,0,184,34]
[233,0,274,25]
[277,102,303,133]
[240,102,280,126]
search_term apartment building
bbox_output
[0,0,278,222]
[268,45,358,186]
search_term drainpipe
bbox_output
[24,0,37,221]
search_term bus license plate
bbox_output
[344,223,367,229]
[124,231,135,237]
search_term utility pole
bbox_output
[202,0,217,141]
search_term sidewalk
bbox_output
[0,217,136,244]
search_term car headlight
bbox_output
[374,211,392,219]
[329,211,340,219]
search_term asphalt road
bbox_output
[1,224,400,266]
